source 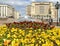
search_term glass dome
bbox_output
[15,15,39,22]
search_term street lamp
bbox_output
[41,16,43,22]
[49,7,52,25]
[55,1,60,26]
[49,15,51,25]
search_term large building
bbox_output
[0,4,20,19]
[26,2,57,21]
[0,4,20,25]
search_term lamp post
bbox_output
[49,15,51,25]
[55,1,60,26]
[42,16,43,22]
[49,7,52,25]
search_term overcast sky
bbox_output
[0,0,60,16]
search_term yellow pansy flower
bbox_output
[36,44,38,46]
[29,30,33,33]
[42,44,46,46]
[11,28,17,32]
[31,38,35,43]
[55,40,60,45]
[7,34,10,38]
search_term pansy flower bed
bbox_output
[0,21,60,46]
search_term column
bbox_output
[2,6,4,17]
[3,6,5,17]
[4,6,6,18]
[3,6,4,17]
[1,6,2,17]
[6,6,7,16]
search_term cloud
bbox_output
[0,0,30,6]
[31,0,35,2]
[44,0,60,2]
[34,0,60,3]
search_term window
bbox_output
[40,6,45,14]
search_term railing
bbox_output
[32,15,52,22]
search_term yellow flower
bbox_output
[30,44,34,46]
[37,37,39,39]
[0,44,2,46]
[7,34,10,38]
[11,40,15,46]
[29,30,33,33]
[41,39,44,43]
[15,42,19,46]
[26,33,32,38]
[19,29,22,32]
[51,36,56,40]
[39,41,41,44]
[11,28,17,32]
[53,32,57,36]
[12,34,17,38]
[42,44,46,46]
[38,29,41,31]
[0,34,2,36]
[31,38,35,43]
[20,39,24,43]
[1,25,7,28]
[36,44,38,46]
[50,42,54,46]
[46,40,54,46]
[22,32,25,36]
[55,40,60,45]
[41,32,46,36]
[11,39,19,46]
[19,30,25,36]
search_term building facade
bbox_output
[26,2,57,20]
[14,11,20,19]
[26,5,31,16]
[0,4,20,19]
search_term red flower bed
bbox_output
[6,21,55,30]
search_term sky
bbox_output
[0,0,60,16]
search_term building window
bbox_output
[40,6,45,14]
